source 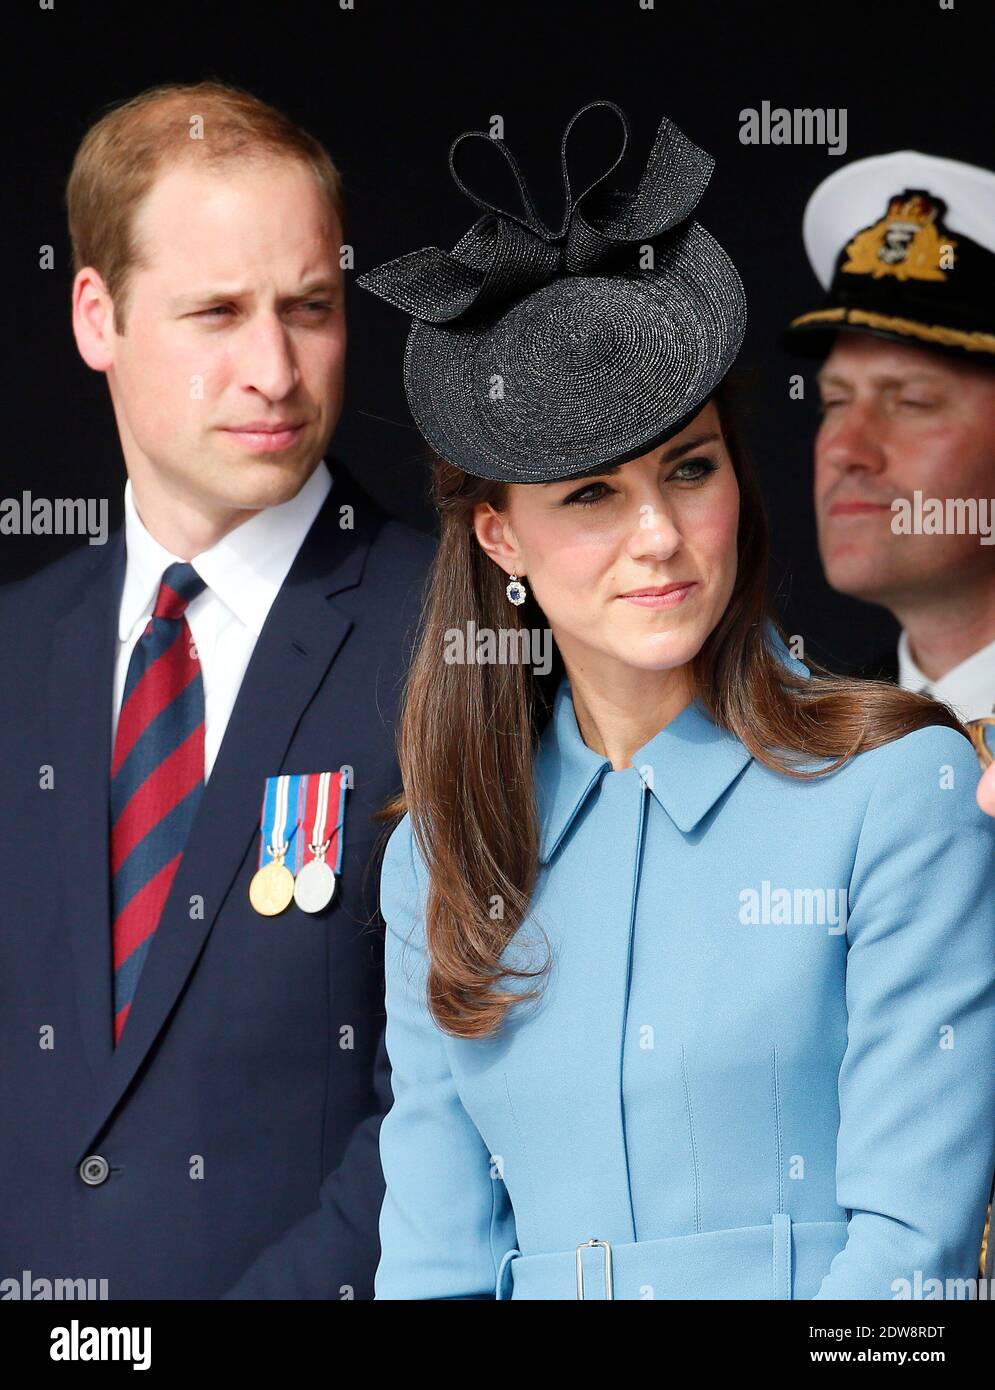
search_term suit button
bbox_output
[79,1155,110,1186]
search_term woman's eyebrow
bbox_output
[540,432,721,486]
[664,430,720,461]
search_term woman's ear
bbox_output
[471,500,523,576]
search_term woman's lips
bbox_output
[617,583,697,608]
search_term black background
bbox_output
[6,0,993,669]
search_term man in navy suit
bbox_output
[0,80,434,1299]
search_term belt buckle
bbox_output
[575,1237,614,1299]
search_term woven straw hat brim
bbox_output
[402,220,747,483]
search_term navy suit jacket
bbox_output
[849,647,900,683]
[0,462,435,1299]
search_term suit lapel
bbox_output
[50,532,127,1086]
[79,474,380,1147]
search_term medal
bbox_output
[293,770,346,914]
[249,773,303,916]
[293,858,336,913]
[249,859,295,915]
[967,713,994,770]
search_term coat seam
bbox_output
[618,776,648,1242]
[772,1041,784,1215]
[681,1043,701,1234]
[503,1071,538,1244]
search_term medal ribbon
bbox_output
[299,771,347,873]
[257,773,304,869]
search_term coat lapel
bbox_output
[78,473,379,1148]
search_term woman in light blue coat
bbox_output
[359,104,995,1299]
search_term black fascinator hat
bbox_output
[357,101,747,484]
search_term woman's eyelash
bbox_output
[562,458,718,506]
[563,482,611,507]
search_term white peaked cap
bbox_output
[802,150,995,288]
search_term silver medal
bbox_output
[293,857,336,913]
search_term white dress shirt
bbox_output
[113,461,333,780]
[897,628,995,722]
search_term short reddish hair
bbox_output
[66,79,346,333]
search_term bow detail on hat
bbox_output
[357,101,716,325]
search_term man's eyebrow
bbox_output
[816,369,945,389]
[293,278,341,298]
[540,432,721,485]
[815,369,850,389]
[169,279,340,310]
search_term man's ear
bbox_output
[72,267,117,372]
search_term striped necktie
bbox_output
[110,561,207,1044]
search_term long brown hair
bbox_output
[374,373,970,1039]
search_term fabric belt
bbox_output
[495,1213,850,1300]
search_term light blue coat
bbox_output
[375,632,995,1299]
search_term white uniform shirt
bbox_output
[897,629,995,722]
[112,460,333,780]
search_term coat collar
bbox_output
[535,623,808,861]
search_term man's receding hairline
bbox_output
[140,146,339,212]
[127,151,343,267]
[113,151,343,330]
[818,335,995,386]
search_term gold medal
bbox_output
[249,858,295,916]
[249,773,299,916]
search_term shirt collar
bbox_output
[897,628,995,720]
[535,622,807,862]
[119,460,332,641]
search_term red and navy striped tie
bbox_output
[110,561,207,1045]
